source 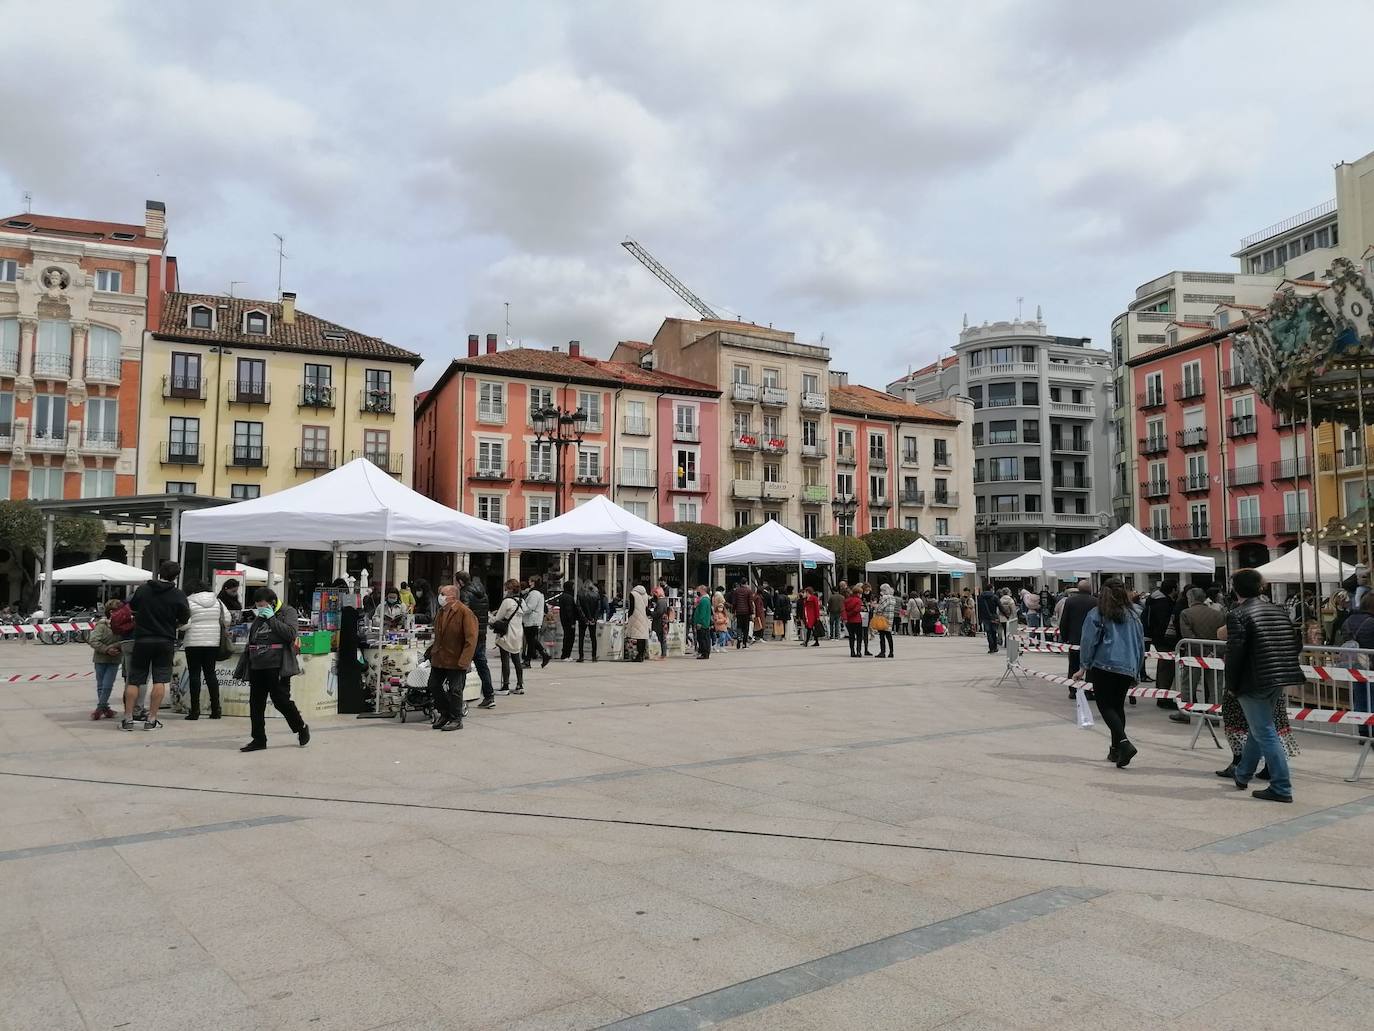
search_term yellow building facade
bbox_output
[138,291,420,499]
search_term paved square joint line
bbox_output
[0,814,303,863]
[1189,793,1374,855]
[597,885,1107,1030]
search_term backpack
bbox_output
[110,603,134,636]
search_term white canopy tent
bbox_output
[988,546,1055,578]
[1251,543,1362,584]
[1041,524,1214,575]
[230,562,283,587]
[38,559,152,584]
[865,537,977,575]
[509,495,687,600]
[708,520,834,594]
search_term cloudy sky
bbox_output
[4,0,1372,389]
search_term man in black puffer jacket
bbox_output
[454,571,494,708]
[1058,579,1097,698]
[1224,568,1303,803]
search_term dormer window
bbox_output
[243,310,269,335]
[189,305,214,330]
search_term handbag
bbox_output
[216,623,233,662]
[871,614,890,632]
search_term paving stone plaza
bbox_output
[3,634,1373,1030]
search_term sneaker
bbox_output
[440,721,462,731]
[511,687,524,695]
[134,707,149,722]
[143,719,163,731]
[496,686,511,695]
[119,718,137,732]
[477,699,496,709]
[431,718,449,731]
[89,708,102,721]
[240,741,267,752]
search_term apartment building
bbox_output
[1127,320,1317,576]
[643,318,830,530]
[0,202,171,503]
[828,381,973,555]
[141,292,421,499]
[889,316,1113,570]
[413,336,721,529]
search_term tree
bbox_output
[860,528,920,562]
[0,502,107,604]
[815,535,872,581]
[662,521,730,586]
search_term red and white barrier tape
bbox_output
[1009,662,1181,700]
[1177,699,1374,727]
[3,671,96,683]
[1014,637,1175,660]
[0,621,95,635]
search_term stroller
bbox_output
[395,661,434,723]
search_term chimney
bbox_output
[568,340,581,358]
[280,291,296,324]
[144,200,166,240]
[485,333,497,354]
[467,333,479,358]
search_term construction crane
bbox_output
[621,238,721,320]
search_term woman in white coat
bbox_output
[492,579,526,695]
[626,583,651,662]
[182,581,230,719]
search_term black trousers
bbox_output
[428,665,466,723]
[735,614,751,647]
[876,630,894,657]
[248,669,305,745]
[860,625,870,653]
[846,623,861,656]
[654,623,667,657]
[1088,668,1132,747]
[523,626,548,665]
[561,621,577,659]
[499,648,524,689]
[185,645,221,716]
[805,623,821,645]
[983,619,999,652]
[577,619,597,660]
[696,625,711,658]
[630,638,647,662]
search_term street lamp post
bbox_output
[976,515,999,588]
[829,492,860,583]
[532,404,587,517]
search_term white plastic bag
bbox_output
[1074,679,1094,728]
[406,659,431,688]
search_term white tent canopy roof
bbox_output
[38,559,152,584]
[709,521,835,566]
[865,537,977,574]
[508,495,687,553]
[1041,523,1215,574]
[1251,543,1363,584]
[180,458,510,552]
[988,546,1054,577]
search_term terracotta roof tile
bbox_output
[829,384,960,424]
[0,212,164,251]
[157,292,421,366]
[579,357,719,395]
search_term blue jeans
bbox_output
[983,619,1000,652]
[471,645,494,702]
[1235,688,1293,798]
[94,661,119,707]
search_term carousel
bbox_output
[1236,256,1373,622]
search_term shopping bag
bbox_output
[1074,681,1094,728]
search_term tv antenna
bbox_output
[22,191,32,213]
[273,233,288,298]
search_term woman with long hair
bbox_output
[1074,578,1145,768]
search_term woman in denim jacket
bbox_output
[1074,578,1145,768]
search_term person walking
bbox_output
[455,571,495,708]
[426,584,478,730]
[625,583,651,662]
[1143,580,1180,694]
[492,579,527,694]
[649,586,670,659]
[801,586,822,647]
[236,588,310,752]
[772,585,793,643]
[874,583,898,658]
[122,561,190,732]
[1173,586,1226,723]
[1059,579,1097,697]
[557,581,577,660]
[731,580,754,649]
[182,581,231,720]
[977,583,1000,654]
[576,580,600,662]
[1221,569,1304,802]
[692,585,713,659]
[842,587,864,658]
[826,586,844,640]
[521,576,550,669]
[1073,578,1145,768]
[87,599,123,720]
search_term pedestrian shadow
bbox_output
[997,753,1107,768]
[1094,781,1230,801]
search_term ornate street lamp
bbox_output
[830,492,860,583]
[976,515,999,587]
[532,404,587,516]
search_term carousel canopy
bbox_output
[865,537,977,574]
[1041,524,1214,575]
[1250,543,1363,585]
[709,521,835,566]
[508,495,686,553]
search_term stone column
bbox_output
[15,318,35,402]
[67,321,88,405]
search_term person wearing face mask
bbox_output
[426,584,478,729]
[380,588,408,631]
[234,588,309,752]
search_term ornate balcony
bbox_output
[1176,427,1207,448]
[162,374,206,400]
[84,356,121,383]
[760,386,788,407]
[1227,517,1264,538]
[800,441,827,459]
[731,430,761,451]
[361,390,395,415]
[81,429,121,453]
[1174,380,1205,401]
[466,458,512,482]
[928,491,958,507]
[731,383,758,403]
[1137,388,1166,410]
[1272,457,1310,480]
[800,391,827,411]
[351,450,405,476]
[1141,478,1169,499]
[1139,435,1168,455]
[298,384,335,409]
[227,379,270,405]
[1227,415,1257,438]
[661,472,711,494]
[1178,472,1211,493]
[160,442,204,466]
[295,447,337,471]
[226,444,268,468]
[672,423,700,442]
[622,416,651,436]
[1226,465,1262,487]
[763,434,789,455]
[616,467,656,488]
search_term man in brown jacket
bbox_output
[427,584,479,731]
